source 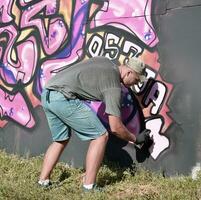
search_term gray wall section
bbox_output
[157,4,201,174]
[1,1,201,176]
[0,106,89,167]
[146,4,201,175]
[151,0,168,15]
[167,0,201,9]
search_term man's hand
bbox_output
[135,129,151,145]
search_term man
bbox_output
[38,56,150,191]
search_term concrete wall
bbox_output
[0,0,201,176]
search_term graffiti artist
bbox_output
[38,56,151,191]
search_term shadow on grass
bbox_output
[98,158,137,187]
[59,171,71,182]
[98,132,153,187]
[97,139,137,188]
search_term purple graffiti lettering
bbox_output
[19,0,67,55]
[0,0,14,23]
[0,25,38,84]
[90,0,158,47]
[86,86,141,134]
[38,0,90,93]
[0,88,35,128]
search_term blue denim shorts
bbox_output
[41,89,107,141]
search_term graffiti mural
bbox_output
[0,0,173,160]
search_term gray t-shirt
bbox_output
[45,56,122,117]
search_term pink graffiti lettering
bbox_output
[90,0,159,47]
[0,25,38,84]
[0,0,14,23]
[0,87,35,128]
[40,0,90,88]
[19,0,67,55]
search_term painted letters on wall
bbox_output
[0,0,173,160]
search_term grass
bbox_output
[0,150,201,200]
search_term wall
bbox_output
[0,0,201,176]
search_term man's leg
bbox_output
[39,90,71,183]
[39,140,68,181]
[84,132,108,185]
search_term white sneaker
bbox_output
[38,179,51,187]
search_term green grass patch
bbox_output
[0,150,201,200]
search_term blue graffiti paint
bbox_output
[36,68,43,95]
[0,61,17,84]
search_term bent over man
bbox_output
[38,56,150,191]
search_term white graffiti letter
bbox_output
[88,34,103,57]
[146,118,169,159]
[104,33,120,60]
[144,81,167,114]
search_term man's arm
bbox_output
[103,88,150,144]
[108,115,137,143]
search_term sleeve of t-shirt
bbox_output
[102,88,121,117]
